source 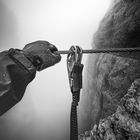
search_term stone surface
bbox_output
[80,79,140,140]
[79,0,140,137]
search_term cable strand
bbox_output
[54,47,140,55]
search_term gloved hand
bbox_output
[23,40,61,71]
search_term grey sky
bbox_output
[0,0,111,139]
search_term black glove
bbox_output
[23,40,61,71]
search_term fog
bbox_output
[0,0,111,139]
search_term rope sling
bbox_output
[55,46,140,140]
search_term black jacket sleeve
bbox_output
[0,49,36,116]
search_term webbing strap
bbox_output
[70,92,80,140]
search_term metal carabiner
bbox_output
[67,46,83,93]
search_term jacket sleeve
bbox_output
[0,48,36,116]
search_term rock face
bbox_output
[79,0,140,138]
[80,79,140,140]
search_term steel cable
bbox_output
[54,47,140,55]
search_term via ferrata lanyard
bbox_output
[67,46,83,140]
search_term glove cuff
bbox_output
[8,48,36,76]
[21,50,43,71]
[8,48,42,71]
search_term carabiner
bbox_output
[67,46,83,93]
